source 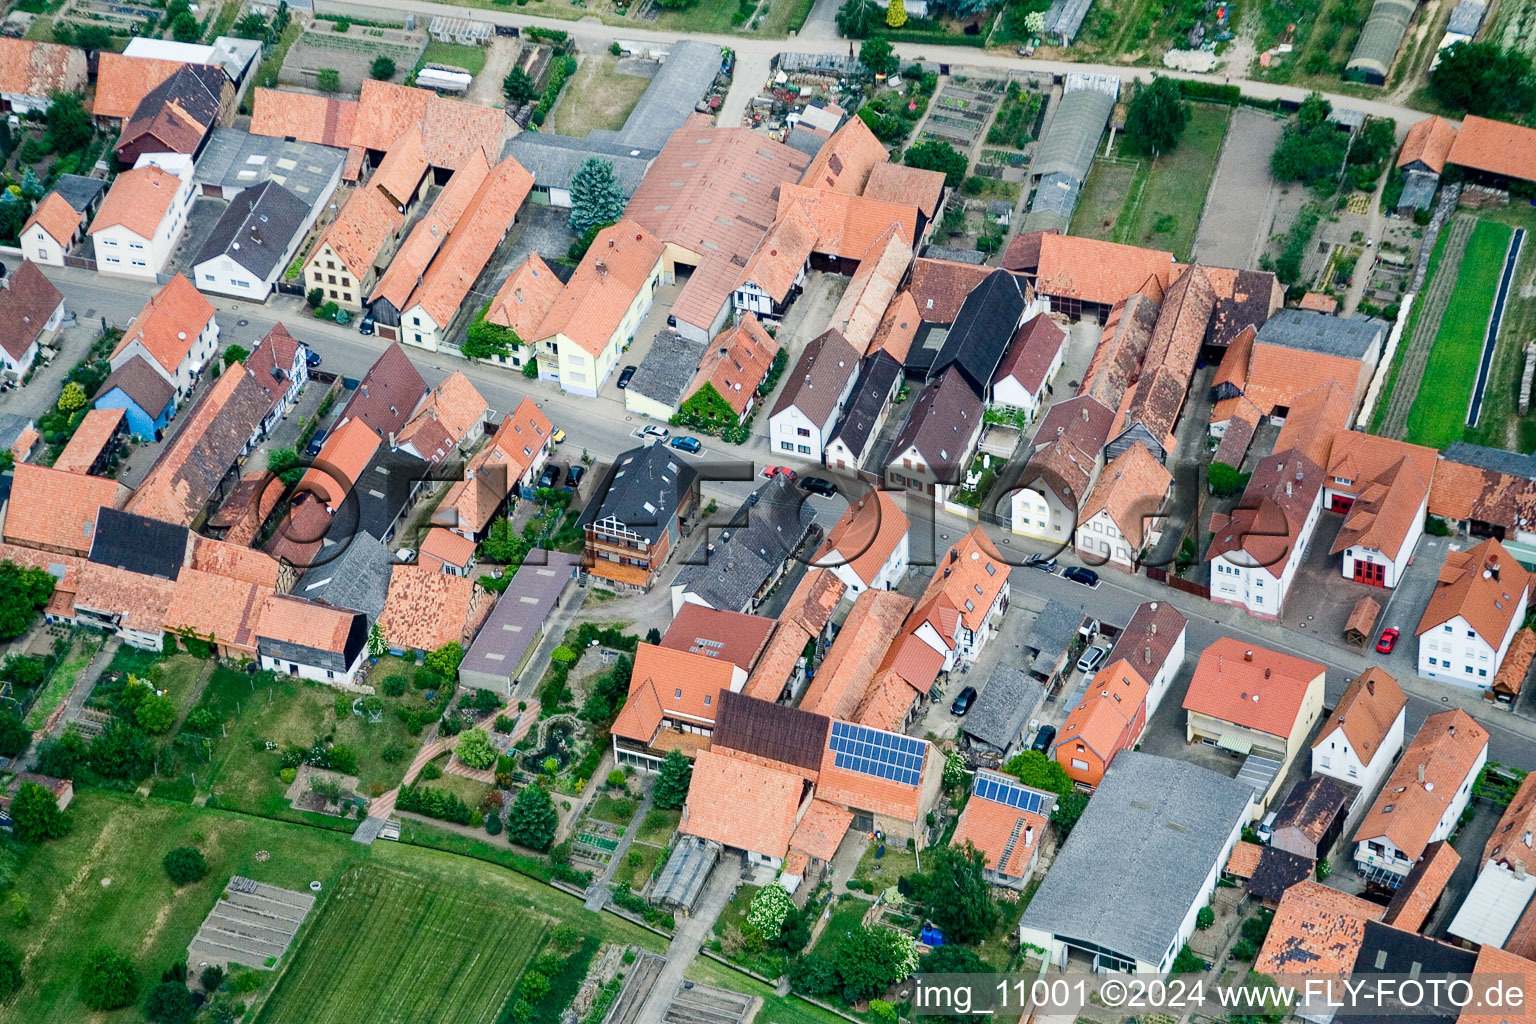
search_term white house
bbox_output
[1353,709,1488,888]
[1011,396,1113,543]
[247,324,309,442]
[1208,450,1325,619]
[88,154,195,281]
[904,529,1010,671]
[107,273,219,400]
[812,491,909,600]
[1416,538,1533,690]
[1105,600,1187,719]
[1073,441,1171,573]
[1325,431,1437,589]
[1311,668,1407,801]
[191,181,315,302]
[21,192,86,268]
[991,313,1068,421]
[768,327,860,463]
[255,596,370,688]
[0,261,65,381]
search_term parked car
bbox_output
[305,349,322,367]
[1063,566,1099,587]
[537,465,560,488]
[1376,627,1400,654]
[1256,811,1277,844]
[564,464,585,487]
[799,476,838,497]
[762,465,796,479]
[642,425,669,440]
[950,685,978,716]
[551,428,566,444]
[1076,644,1108,676]
[358,318,375,336]
[1025,554,1057,572]
[1031,724,1057,753]
[304,429,327,457]
[617,365,638,389]
[670,436,702,454]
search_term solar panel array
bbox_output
[828,721,926,786]
[974,773,1047,814]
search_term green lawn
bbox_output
[809,897,872,961]
[549,55,649,137]
[611,840,663,890]
[851,841,915,891]
[427,766,491,810]
[685,955,854,1024]
[1070,159,1138,241]
[1404,219,1515,448]
[417,40,486,76]
[1461,203,1536,451]
[636,807,679,845]
[589,793,639,826]
[23,635,99,730]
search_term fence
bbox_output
[1145,566,1211,599]
[63,255,97,271]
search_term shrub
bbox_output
[80,947,137,1010]
[380,742,407,764]
[420,760,442,781]
[485,812,503,835]
[278,767,297,784]
[144,979,194,1023]
[455,728,496,770]
[1232,938,1257,960]
[381,675,407,697]
[369,55,395,80]
[493,714,516,733]
[163,847,207,885]
[396,784,475,825]
[1196,906,1215,930]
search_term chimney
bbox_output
[1518,860,1529,881]
[1244,650,1254,662]
[1144,646,1151,665]
[1417,763,1426,784]
[1024,825,1034,848]
[595,260,608,276]
[1150,622,1158,635]
[1080,406,1089,423]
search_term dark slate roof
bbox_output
[353,444,430,542]
[887,366,982,479]
[1442,440,1536,478]
[339,343,428,440]
[1249,846,1315,902]
[826,352,902,464]
[193,180,311,280]
[0,415,29,451]
[710,688,831,772]
[1348,921,1477,1024]
[97,354,175,417]
[1025,599,1082,675]
[1273,774,1348,843]
[52,174,107,213]
[784,126,828,157]
[1043,0,1092,39]
[460,551,581,688]
[962,661,1045,751]
[502,131,657,195]
[584,442,699,544]
[1256,308,1386,359]
[1018,752,1254,968]
[628,330,707,410]
[294,530,393,620]
[121,63,225,153]
[671,474,815,611]
[930,269,1028,398]
[88,506,188,579]
[771,328,861,427]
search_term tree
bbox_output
[221,344,249,367]
[507,785,558,851]
[199,964,224,993]
[88,721,152,780]
[316,67,341,94]
[905,843,999,943]
[1051,790,1088,840]
[135,694,177,734]
[747,883,793,940]
[1003,750,1072,795]
[232,10,268,38]
[0,939,20,1001]
[36,727,88,779]
[171,9,199,41]
[455,728,496,770]
[57,381,86,413]
[0,712,30,759]
[11,783,66,843]
[306,287,323,308]
[163,847,208,885]
[145,980,194,1024]
[569,158,628,238]
[1271,93,1348,189]
[0,561,56,641]
[367,622,387,659]
[80,946,137,1011]
[1429,41,1536,116]
[859,36,898,78]
[830,926,920,1004]
[885,0,907,28]
[480,517,530,565]
[1208,461,1250,497]
[1170,943,1203,975]
[370,55,396,80]
[44,92,92,155]
[19,167,43,201]
[905,139,969,188]
[503,67,537,104]
[1125,76,1189,157]
[425,642,464,679]
[789,954,839,996]
[653,749,692,809]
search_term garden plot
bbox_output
[55,0,158,36]
[188,876,316,971]
[918,82,999,150]
[282,26,426,92]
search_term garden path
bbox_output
[584,785,654,911]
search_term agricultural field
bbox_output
[549,56,650,137]
[1462,205,1536,451]
[1487,0,1536,56]
[1404,219,1514,448]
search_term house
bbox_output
[0,260,64,381]
[1325,430,1437,588]
[626,330,708,422]
[1447,855,1536,951]
[1183,639,1327,818]
[905,527,1010,670]
[1081,287,1161,411]
[370,127,430,211]
[1429,443,1536,556]
[1029,231,1173,323]
[119,36,258,96]
[473,254,563,372]
[431,398,554,541]
[1354,709,1489,887]
[1382,840,1460,933]
[1254,880,1384,1009]
[303,187,403,311]
[291,531,394,622]
[503,132,657,211]
[677,747,809,872]
[1249,846,1317,906]
[376,564,490,656]
[908,256,995,326]
[884,367,984,503]
[93,53,205,126]
[960,662,1045,757]
[107,273,218,400]
[191,181,314,302]
[679,316,779,427]
[769,328,861,463]
[162,566,273,658]
[929,269,1034,400]
[659,604,777,676]
[1019,751,1253,973]
[94,356,176,440]
[1348,922,1478,1024]
[777,183,918,275]
[813,719,942,849]
[582,442,698,591]
[1271,775,1349,861]
[824,351,905,472]
[733,203,818,323]
[1218,309,1386,420]
[669,475,815,615]
[1396,116,1458,211]
[532,220,664,397]
[1416,538,1532,691]
[1057,659,1152,789]
[811,490,909,599]
[21,191,88,267]
[53,408,126,477]
[89,155,196,279]
[335,342,428,442]
[1106,600,1188,717]
[87,507,188,580]
[246,325,308,442]
[419,528,476,577]
[1074,441,1172,572]
[114,63,230,165]
[1012,395,1114,542]
[457,552,581,696]
[1312,668,1406,798]
[991,313,1068,419]
[256,595,369,688]
[951,770,1055,887]
[2,463,127,556]
[743,568,846,702]
[0,38,86,115]
[798,589,914,721]
[393,371,488,465]
[1208,449,1327,619]
[1445,114,1536,189]
[827,227,913,352]
[611,642,746,769]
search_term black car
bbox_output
[564,464,585,487]
[358,318,375,336]
[1063,566,1099,587]
[305,349,323,367]
[950,685,978,716]
[617,365,638,389]
[537,465,560,488]
[798,476,837,497]
[304,429,327,457]
[1026,554,1057,573]
[1031,724,1057,753]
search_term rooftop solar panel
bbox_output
[829,721,927,786]
[973,772,1048,813]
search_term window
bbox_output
[330,290,338,299]
[1479,668,1488,677]
[1445,625,1453,633]
[1428,657,1438,666]
[413,316,421,326]
[797,427,810,437]
[1468,629,1477,638]
[780,441,793,451]
[328,274,336,284]
[798,445,811,454]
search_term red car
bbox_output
[1376,627,1400,654]
[761,465,797,480]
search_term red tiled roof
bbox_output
[2,463,124,555]
[680,747,804,859]
[256,593,358,654]
[1255,880,1383,979]
[1416,538,1532,645]
[1488,771,1536,874]
[22,192,81,247]
[535,220,663,357]
[74,562,174,634]
[309,185,403,281]
[188,535,283,590]
[1383,839,1460,932]
[1459,946,1536,1024]
[683,314,780,416]
[352,79,508,173]
[994,313,1067,395]
[952,772,1050,878]
[1226,840,1263,878]
[827,224,911,351]
[1312,668,1405,762]
[1080,290,1161,412]
[371,127,430,207]
[1059,658,1149,762]
[164,567,272,654]
[777,182,917,262]
[396,371,487,463]
[369,147,489,311]
[1184,638,1325,739]
[1274,383,1355,470]
[249,87,358,149]
[1208,449,1326,578]
[799,589,912,721]
[815,728,931,823]
[1399,116,1458,173]
[790,798,853,861]
[862,161,945,218]
[660,604,776,674]
[908,257,994,324]
[1035,233,1174,307]
[111,273,214,376]
[799,115,888,194]
[420,527,476,570]
[53,408,124,475]
[999,228,1056,273]
[0,38,85,101]
[1447,115,1536,183]
[377,564,486,652]
[1078,442,1171,548]
[1328,430,1437,561]
[0,260,62,363]
[813,490,908,588]
[736,203,819,305]
[912,528,1008,635]
[93,53,189,120]
[868,290,919,362]
[484,254,563,341]
[90,163,184,241]
[1355,709,1489,861]
[432,398,551,536]
[612,643,739,742]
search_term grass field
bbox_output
[1462,204,1536,452]
[1070,160,1138,241]
[1404,219,1514,448]
[417,40,486,76]
[1370,224,1453,435]
[635,808,679,845]
[549,56,649,137]
[611,840,663,890]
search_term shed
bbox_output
[1271,775,1348,861]
[962,662,1046,756]
[1249,846,1315,906]
[1023,599,1083,683]
[651,835,720,911]
[1346,0,1416,85]
[1345,595,1380,646]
